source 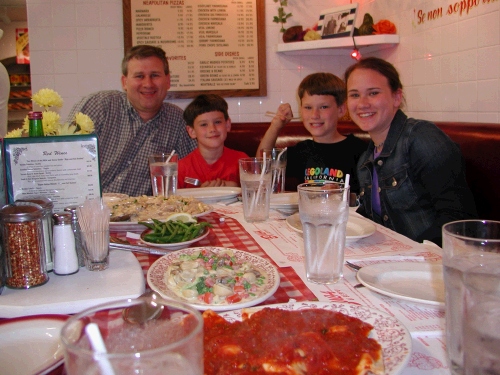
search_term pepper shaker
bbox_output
[64,205,85,267]
[52,213,79,276]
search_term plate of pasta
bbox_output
[147,247,280,311]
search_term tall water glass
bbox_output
[149,153,178,197]
[298,182,349,284]
[61,296,203,375]
[442,220,500,375]
[239,157,272,222]
[261,148,287,193]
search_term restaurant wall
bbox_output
[25,0,500,124]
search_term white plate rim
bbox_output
[356,262,445,306]
[109,205,213,226]
[270,192,298,208]
[139,226,210,250]
[147,246,280,312]
[285,213,376,242]
[0,314,69,375]
[217,301,412,375]
[177,187,241,203]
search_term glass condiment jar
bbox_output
[0,203,49,289]
[53,212,79,275]
[16,196,54,272]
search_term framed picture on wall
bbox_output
[317,4,358,39]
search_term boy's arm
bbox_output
[256,104,294,156]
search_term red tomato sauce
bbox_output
[203,308,382,375]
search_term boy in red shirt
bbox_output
[178,94,248,188]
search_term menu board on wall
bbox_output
[4,135,101,212]
[122,0,266,99]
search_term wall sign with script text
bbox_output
[123,0,267,99]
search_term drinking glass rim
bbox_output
[60,298,203,357]
[297,182,348,192]
[442,219,500,242]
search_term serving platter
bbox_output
[139,226,210,250]
[177,187,241,203]
[0,314,69,375]
[148,247,280,311]
[356,262,445,306]
[218,301,412,375]
[285,213,376,242]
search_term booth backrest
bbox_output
[226,121,500,221]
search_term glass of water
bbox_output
[442,220,500,375]
[261,148,287,193]
[239,157,272,222]
[149,153,178,197]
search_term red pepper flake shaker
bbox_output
[0,203,49,289]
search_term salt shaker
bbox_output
[64,205,85,267]
[52,212,79,276]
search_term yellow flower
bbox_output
[57,123,78,136]
[32,88,63,110]
[74,112,95,134]
[5,128,25,138]
[41,111,61,135]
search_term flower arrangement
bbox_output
[6,88,94,138]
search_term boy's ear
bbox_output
[338,103,347,118]
[186,125,197,139]
[226,117,231,132]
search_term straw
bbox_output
[164,150,176,196]
[271,147,287,193]
[249,154,267,217]
[165,149,176,163]
[318,175,351,275]
[85,323,116,375]
[77,198,110,261]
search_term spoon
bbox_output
[122,290,164,324]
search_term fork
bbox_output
[184,177,200,187]
[345,261,361,271]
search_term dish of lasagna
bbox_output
[204,302,412,375]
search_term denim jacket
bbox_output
[356,110,477,245]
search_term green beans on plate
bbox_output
[139,218,212,244]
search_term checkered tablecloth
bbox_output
[118,211,317,306]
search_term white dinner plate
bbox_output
[356,262,445,306]
[139,226,210,250]
[109,205,213,228]
[177,187,241,203]
[148,247,280,312]
[285,213,376,243]
[0,314,69,375]
[218,301,412,375]
[270,192,298,209]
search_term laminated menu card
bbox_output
[3,134,101,212]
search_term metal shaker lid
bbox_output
[53,212,73,225]
[0,203,44,222]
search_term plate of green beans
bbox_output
[139,218,212,250]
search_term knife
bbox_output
[109,243,166,256]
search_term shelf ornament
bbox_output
[6,88,94,138]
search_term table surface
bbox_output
[14,202,452,375]
[119,203,450,375]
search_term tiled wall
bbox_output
[25,0,500,124]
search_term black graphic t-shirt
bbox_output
[286,134,367,193]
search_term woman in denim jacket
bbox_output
[344,57,477,245]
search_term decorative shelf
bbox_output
[276,34,399,55]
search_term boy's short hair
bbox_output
[297,72,346,107]
[183,94,229,127]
